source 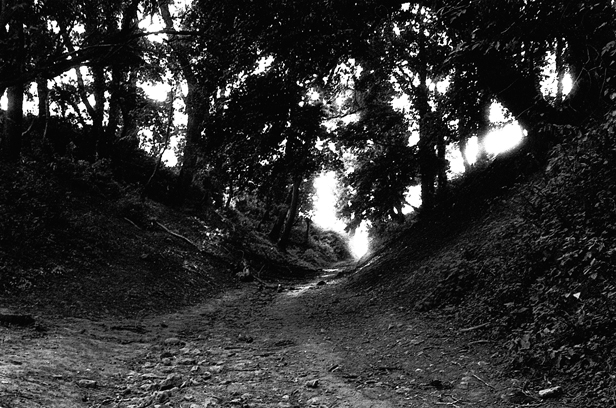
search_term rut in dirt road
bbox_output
[2,269,541,408]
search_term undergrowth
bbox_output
[497,118,616,402]
[440,115,616,404]
[359,111,616,405]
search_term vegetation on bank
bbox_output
[351,113,616,405]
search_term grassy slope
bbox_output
[0,159,346,319]
[347,128,616,405]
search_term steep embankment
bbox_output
[0,159,338,320]
[346,129,616,405]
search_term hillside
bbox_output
[346,125,616,405]
[0,159,348,320]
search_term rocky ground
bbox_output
[0,266,571,408]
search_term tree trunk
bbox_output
[417,104,437,211]
[159,0,206,204]
[1,83,23,162]
[91,65,106,161]
[269,205,288,243]
[225,180,233,209]
[436,128,447,192]
[257,196,273,232]
[304,218,312,244]
[119,72,139,151]
[278,176,302,250]
[1,12,23,162]
[142,88,174,200]
[555,37,565,105]
[269,186,293,242]
[116,0,140,154]
[36,78,49,129]
[175,84,205,203]
[459,137,472,172]
[475,93,491,164]
[414,19,437,212]
[101,66,123,159]
[563,0,615,120]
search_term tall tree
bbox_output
[158,0,264,203]
[336,69,417,229]
[0,0,25,162]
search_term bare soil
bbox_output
[0,266,568,408]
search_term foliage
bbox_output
[405,111,616,403]
[502,116,616,382]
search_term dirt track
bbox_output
[1,268,561,407]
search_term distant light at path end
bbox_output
[349,222,370,259]
[312,171,346,232]
[312,171,370,259]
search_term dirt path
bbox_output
[1,269,562,408]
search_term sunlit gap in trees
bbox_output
[460,62,573,167]
[312,171,370,259]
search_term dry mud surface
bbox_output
[1,269,566,407]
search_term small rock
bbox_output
[305,379,319,388]
[538,386,562,399]
[154,390,172,403]
[161,357,173,366]
[208,365,224,374]
[241,393,253,400]
[164,337,182,345]
[458,376,472,390]
[307,396,322,405]
[202,397,220,408]
[76,379,97,388]
[503,389,536,404]
[202,371,213,380]
[159,374,183,391]
[178,358,197,365]
[316,281,326,286]
[140,382,157,392]
[141,373,160,380]
[427,379,446,389]
[179,347,191,354]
